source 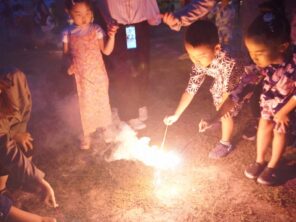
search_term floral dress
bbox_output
[63,24,112,136]
[186,51,242,114]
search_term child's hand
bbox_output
[274,111,289,133]
[107,24,119,38]
[13,132,33,152]
[38,178,59,208]
[163,115,179,125]
[274,111,290,127]
[198,119,211,133]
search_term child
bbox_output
[163,20,243,159]
[63,0,118,149]
[242,10,296,185]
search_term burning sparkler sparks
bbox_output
[106,123,182,170]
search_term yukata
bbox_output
[186,51,243,115]
[63,23,112,137]
[207,1,238,55]
[230,47,296,133]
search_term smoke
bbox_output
[106,123,181,170]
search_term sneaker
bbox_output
[128,118,146,130]
[242,119,258,141]
[80,136,91,150]
[257,167,277,185]
[244,162,265,179]
[138,106,148,122]
[208,142,233,159]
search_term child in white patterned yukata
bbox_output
[164,20,243,159]
[62,0,118,149]
[243,9,296,186]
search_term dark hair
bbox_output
[185,20,219,47]
[245,0,290,45]
[64,0,92,11]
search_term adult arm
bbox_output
[163,0,217,31]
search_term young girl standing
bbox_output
[63,0,118,149]
[243,10,296,185]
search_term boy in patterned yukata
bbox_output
[164,20,243,159]
[62,0,118,149]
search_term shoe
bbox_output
[80,136,91,150]
[242,119,258,141]
[208,142,233,159]
[257,167,277,185]
[128,118,146,130]
[103,127,116,143]
[244,162,265,179]
[138,106,148,122]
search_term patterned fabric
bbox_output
[229,46,296,133]
[186,51,241,108]
[230,64,263,104]
[207,1,236,46]
[64,23,112,136]
[260,57,296,121]
[98,0,161,25]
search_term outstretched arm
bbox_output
[163,0,217,31]
[164,92,195,125]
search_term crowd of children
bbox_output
[0,0,296,221]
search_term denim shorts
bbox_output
[0,194,12,221]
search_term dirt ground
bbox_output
[0,24,296,222]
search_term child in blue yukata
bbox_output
[163,20,244,159]
[243,9,296,186]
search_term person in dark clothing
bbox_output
[0,67,57,222]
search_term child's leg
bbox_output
[221,115,234,143]
[256,118,274,163]
[208,115,234,159]
[0,175,8,191]
[7,206,56,222]
[268,131,286,168]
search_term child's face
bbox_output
[69,2,93,27]
[185,43,219,67]
[245,37,287,68]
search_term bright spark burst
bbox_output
[106,124,182,170]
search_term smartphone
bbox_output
[125,26,137,49]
